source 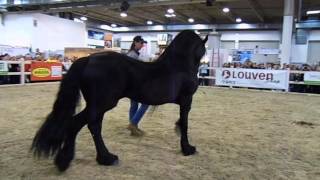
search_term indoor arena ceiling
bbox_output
[0,0,320,26]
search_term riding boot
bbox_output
[127,124,145,136]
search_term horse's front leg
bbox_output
[178,95,196,156]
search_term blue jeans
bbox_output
[129,100,149,125]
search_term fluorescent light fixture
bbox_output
[167,8,174,14]
[223,7,230,13]
[73,18,83,23]
[111,24,117,28]
[100,25,112,30]
[80,16,87,21]
[237,23,251,29]
[147,20,153,25]
[154,25,164,30]
[306,10,320,15]
[236,17,242,23]
[188,18,194,23]
[120,12,127,17]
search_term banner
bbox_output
[304,71,320,85]
[0,61,8,75]
[31,61,63,81]
[215,68,289,90]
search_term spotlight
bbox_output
[167,8,174,14]
[80,16,87,21]
[111,24,117,27]
[188,18,194,23]
[120,12,127,17]
[120,1,130,12]
[222,7,229,13]
[147,20,153,25]
[236,17,242,23]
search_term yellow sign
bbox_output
[32,68,51,77]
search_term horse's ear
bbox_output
[203,35,208,44]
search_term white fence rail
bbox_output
[1,61,319,90]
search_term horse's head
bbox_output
[163,30,208,73]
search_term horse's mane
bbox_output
[155,30,203,62]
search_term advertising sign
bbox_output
[31,61,63,81]
[0,61,8,75]
[304,71,320,85]
[215,68,289,90]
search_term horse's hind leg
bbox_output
[87,105,118,166]
[54,108,88,171]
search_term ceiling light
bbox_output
[147,20,153,25]
[188,18,194,23]
[111,24,117,27]
[167,8,174,14]
[306,10,320,15]
[100,25,111,30]
[236,17,242,23]
[222,7,229,13]
[80,16,87,21]
[120,12,127,17]
[73,18,83,23]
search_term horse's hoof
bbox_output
[54,151,74,172]
[96,154,119,166]
[182,145,197,156]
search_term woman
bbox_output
[127,35,149,136]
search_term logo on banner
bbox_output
[215,68,288,90]
[32,68,51,77]
[222,70,274,81]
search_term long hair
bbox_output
[31,57,88,157]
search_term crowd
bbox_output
[0,52,74,84]
[222,60,320,71]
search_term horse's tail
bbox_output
[31,57,88,157]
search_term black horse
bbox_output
[32,30,208,171]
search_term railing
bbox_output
[198,67,319,86]
[1,62,319,88]
[2,61,30,85]
[0,60,67,85]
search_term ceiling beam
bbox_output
[1,0,240,13]
[73,11,127,27]
[0,0,245,8]
[86,10,144,26]
[130,8,166,24]
[247,0,265,22]
[105,9,147,25]
[160,5,189,24]
[187,4,216,23]
[215,3,236,23]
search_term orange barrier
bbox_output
[31,61,63,82]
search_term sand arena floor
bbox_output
[0,83,319,180]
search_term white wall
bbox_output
[308,30,320,41]
[0,14,34,47]
[31,13,86,51]
[290,37,308,63]
[0,13,86,51]
[220,31,281,41]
